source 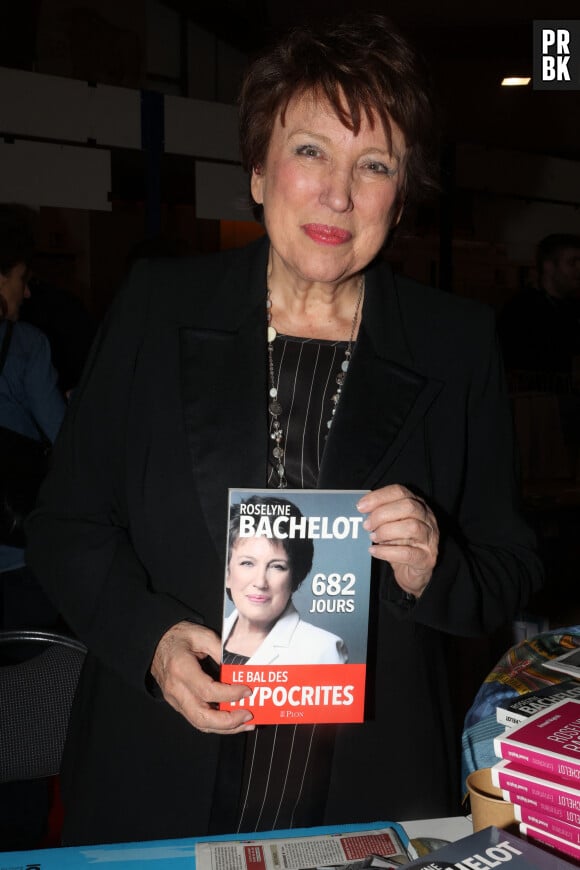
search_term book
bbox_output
[219,488,372,725]
[519,822,580,862]
[514,804,580,847]
[497,681,580,728]
[492,760,580,823]
[493,699,580,785]
[544,647,580,680]
[404,825,575,870]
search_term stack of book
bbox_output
[492,698,580,861]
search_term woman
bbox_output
[223,495,348,665]
[27,13,543,847]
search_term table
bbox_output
[0,817,473,869]
[402,816,472,842]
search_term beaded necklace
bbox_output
[266,277,365,488]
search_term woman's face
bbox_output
[227,535,293,630]
[251,91,407,290]
[0,263,30,321]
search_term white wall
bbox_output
[0,65,245,220]
[456,144,580,262]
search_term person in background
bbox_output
[21,275,96,397]
[499,233,580,378]
[0,204,97,397]
[0,208,67,851]
[499,234,580,478]
[27,13,542,847]
[0,208,66,629]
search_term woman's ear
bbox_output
[251,165,264,205]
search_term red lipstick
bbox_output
[302,224,352,245]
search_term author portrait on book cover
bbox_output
[223,495,348,665]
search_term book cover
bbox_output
[404,825,574,870]
[545,647,580,680]
[493,699,580,785]
[519,823,580,862]
[492,760,580,823]
[497,681,580,728]
[514,804,580,847]
[219,488,372,725]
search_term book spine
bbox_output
[520,822,580,861]
[494,735,580,784]
[496,708,525,727]
[504,784,580,825]
[495,684,580,728]
[493,767,580,819]
[515,803,580,844]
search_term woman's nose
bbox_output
[320,166,354,213]
[253,571,269,588]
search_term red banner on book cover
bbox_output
[221,663,366,724]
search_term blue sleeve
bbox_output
[23,330,66,443]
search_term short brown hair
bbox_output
[228,495,314,593]
[239,13,438,207]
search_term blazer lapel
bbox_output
[319,262,443,489]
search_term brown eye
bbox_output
[363,160,395,176]
[296,144,321,158]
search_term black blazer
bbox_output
[27,236,543,845]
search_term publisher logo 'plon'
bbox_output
[533,20,580,89]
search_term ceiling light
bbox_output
[501,77,531,87]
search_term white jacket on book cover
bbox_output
[223,602,348,665]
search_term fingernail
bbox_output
[241,688,252,698]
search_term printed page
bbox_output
[196,828,408,870]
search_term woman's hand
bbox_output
[150,621,255,734]
[357,485,439,598]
